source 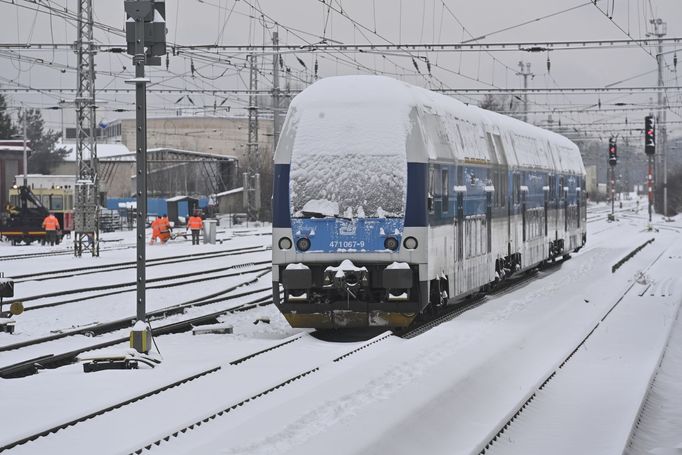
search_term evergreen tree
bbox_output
[0,94,17,138]
[22,108,67,174]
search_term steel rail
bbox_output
[0,332,303,453]
[476,245,668,454]
[126,332,395,454]
[0,269,273,355]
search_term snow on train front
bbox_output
[271,76,429,328]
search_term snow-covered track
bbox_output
[0,291,274,379]
[0,244,136,261]
[0,334,303,453]
[476,245,669,455]
[10,245,268,282]
[127,332,394,455]
[0,268,272,354]
[12,260,271,311]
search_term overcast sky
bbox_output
[0,0,680,142]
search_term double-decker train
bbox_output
[272,75,586,329]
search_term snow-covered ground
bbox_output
[1,203,680,455]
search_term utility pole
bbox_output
[243,53,261,222]
[272,31,281,155]
[74,0,99,257]
[516,61,533,123]
[648,18,667,218]
[124,0,166,354]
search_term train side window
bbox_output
[548,175,556,201]
[428,167,435,213]
[513,173,521,205]
[559,176,565,200]
[441,169,449,213]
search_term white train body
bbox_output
[272,76,586,329]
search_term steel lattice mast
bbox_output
[74,0,99,257]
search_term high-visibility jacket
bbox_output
[42,215,60,231]
[151,218,162,236]
[187,216,203,230]
[159,218,171,233]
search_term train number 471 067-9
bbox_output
[329,240,366,249]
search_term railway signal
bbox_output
[608,137,618,166]
[644,115,655,223]
[608,136,617,221]
[644,115,655,155]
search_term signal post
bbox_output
[607,137,617,221]
[645,115,656,224]
[124,0,166,354]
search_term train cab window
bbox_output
[441,169,449,213]
[51,195,64,211]
[513,173,521,205]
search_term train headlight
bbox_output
[384,236,399,251]
[278,237,292,250]
[403,236,418,250]
[296,237,311,252]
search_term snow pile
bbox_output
[299,199,339,218]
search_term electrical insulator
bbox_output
[644,115,656,155]
[546,54,551,73]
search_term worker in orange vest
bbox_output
[158,214,172,244]
[42,212,60,246]
[187,211,204,245]
[149,216,162,245]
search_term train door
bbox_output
[512,172,521,253]
[561,176,568,233]
[521,183,527,242]
[486,190,492,254]
[544,175,549,237]
[456,191,464,263]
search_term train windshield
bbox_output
[289,106,407,219]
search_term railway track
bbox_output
[476,244,669,455]
[0,329,398,454]
[0,287,275,379]
[12,260,271,311]
[0,330,304,453]
[9,244,269,283]
[0,268,273,360]
[0,243,136,261]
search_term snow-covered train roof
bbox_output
[276,75,584,175]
